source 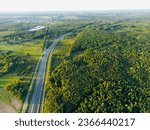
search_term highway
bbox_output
[27,34,67,113]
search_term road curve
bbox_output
[28,34,67,113]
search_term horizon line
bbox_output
[0,8,150,13]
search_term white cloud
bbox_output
[0,0,149,11]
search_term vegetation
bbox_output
[0,52,34,100]
[0,11,150,113]
[0,18,43,105]
[51,34,76,72]
[44,15,150,113]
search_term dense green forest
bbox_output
[44,18,150,112]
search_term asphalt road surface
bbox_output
[28,34,67,113]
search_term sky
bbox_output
[0,0,150,12]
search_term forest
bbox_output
[44,14,150,113]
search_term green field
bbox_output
[0,88,11,104]
[51,35,75,72]
[0,73,19,88]
[0,39,42,87]
[0,39,42,60]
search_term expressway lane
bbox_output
[27,34,67,113]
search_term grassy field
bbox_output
[0,31,15,37]
[0,39,43,87]
[0,88,11,104]
[0,39,42,60]
[0,87,22,112]
[0,73,19,88]
[0,84,14,112]
[51,36,75,72]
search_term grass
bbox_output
[0,31,15,37]
[0,39,43,88]
[51,37,75,72]
[0,87,11,105]
[0,39,42,60]
[0,73,20,88]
